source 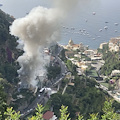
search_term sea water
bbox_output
[0,0,120,49]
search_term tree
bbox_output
[47,65,61,80]
[60,49,67,62]
[0,84,7,120]
[4,107,21,120]
[77,114,84,120]
[66,60,76,74]
[28,104,44,120]
[2,99,120,120]
[88,113,98,120]
[59,105,70,120]
[101,99,118,120]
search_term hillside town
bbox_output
[1,0,120,119]
[61,37,120,103]
[13,36,120,119]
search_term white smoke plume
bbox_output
[10,0,79,88]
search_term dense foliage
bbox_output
[47,64,61,80]
[66,60,77,74]
[0,9,20,84]
[2,99,119,120]
[0,84,7,120]
[46,75,107,119]
[59,49,67,62]
[100,51,120,76]
[0,9,20,119]
[98,43,120,75]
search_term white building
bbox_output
[111,70,120,76]
[99,42,108,49]
[83,49,95,57]
[109,37,120,52]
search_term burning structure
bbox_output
[10,0,79,89]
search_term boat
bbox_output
[105,22,109,23]
[104,26,108,30]
[99,29,102,32]
[85,19,88,22]
[92,12,96,15]
[97,36,101,38]
[114,23,119,26]
[83,29,86,31]
[71,27,75,30]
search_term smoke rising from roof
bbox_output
[10,0,79,88]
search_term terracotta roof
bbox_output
[43,111,54,120]
[68,83,75,86]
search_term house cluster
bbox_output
[99,37,120,52]
[109,70,120,90]
[63,39,88,51]
[83,49,102,61]
[109,37,120,52]
[63,39,102,75]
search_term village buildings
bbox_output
[63,39,88,51]
[63,39,103,76]
[108,37,120,52]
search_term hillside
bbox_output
[0,9,20,119]
[0,9,20,84]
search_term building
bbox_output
[83,49,95,57]
[76,61,86,67]
[64,39,88,51]
[99,42,108,49]
[74,54,81,58]
[109,37,120,52]
[111,70,120,76]
[65,51,74,58]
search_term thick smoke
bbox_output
[10,1,79,88]
[53,0,79,18]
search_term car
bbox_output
[38,94,41,97]
[39,88,45,93]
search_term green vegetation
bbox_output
[86,67,98,77]
[66,60,77,74]
[47,64,61,80]
[98,44,120,76]
[10,89,36,111]
[101,82,109,88]
[0,9,21,118]
[46,75,107,119]
[0,84,7,120]
[2,99,119,120]
[100,51,120,75]
[59,49,67,62]
[4,107,20,120]
[0,8,120,120]
[97,43,109,54]
[28,104,44,120]
[0,9,19,84]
